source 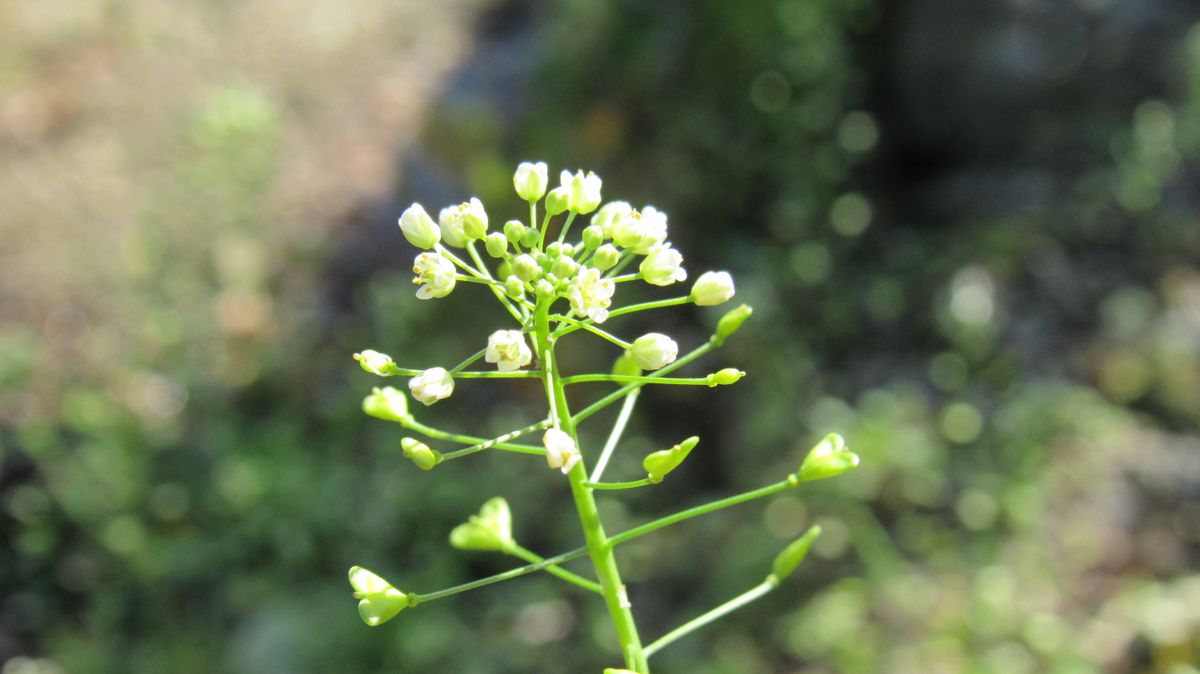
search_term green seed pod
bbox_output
[401,437,442,470]
[713,303,753,345]
[348,566,409,626]
[642,436,700,481]
[361,387,411,424]
[705,368,746,387]
[770,525,821,582]
[797,433,860,483]
[449,497,513,552]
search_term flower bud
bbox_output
[503,219,526,244]
[705,368,746,387]
[485,330,533,372]
[691,270,736,306]
[544,186,571,216]
[497,260,513,279]
[543,428,581,474]
[551,255,578,279]
[400,437,441,470]
[581,225,604,250]
[354,349,396,376]
[438,205,468,248]
[449,497,514,552]
[513,161,549,202]
[361,386,411,424]
[713,304,753,345]
[592,201,632,238]
[770,525,821,583]
[560,169,603,214]
[504,275,525,299]
[642,436,699,481]
[398,203,440,249]
[535,279,556,300]
[485,232,508,258]
[797,433,860,483]
[513,254,540,282]
[592,244,621,271]
[408,367,454,406]
[521,226,542,248]
[612,353,642,377]
[348,566,409,626]
[639,244,687,286]
[629,333,678,371]
[461,197,488,240]
[545,241,565,257]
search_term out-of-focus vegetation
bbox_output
[2,1,1199,673]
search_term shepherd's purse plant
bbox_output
[347,162,861,673]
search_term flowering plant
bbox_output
[348,162,860,672]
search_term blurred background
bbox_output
[2,0,1199,672]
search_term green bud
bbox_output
[797,433,860,483]
[484,232,508,258]
[400,437,442,470]
[770,525,821,582]
[545,186,570,215]
[581,225,604,250]
[535,279,556,300]
[713,303,753,345]
[362,387,411,424]
[521,226,541,249]
[592,244,621,271]
[551,255,578,279]
[497,260,513,280]
[354,349,396,376]
[642,436,700,481]
[461,197,489,240]
[612,353,642,377]
[503,219,526,244]
[504,275,525,299]
[705,368,746,387]
[546,242,565,257]
[513,254,540,282]
[348,566,409,626]
[449,497,514,552]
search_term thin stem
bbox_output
[374,364,542,378]
[436,244,484,278]
[467,242,527,322]
[454,274,505,287]
[505,543,603,595]
[584,477,654,491]
[538,212,554,249]
[529,201,537,239]
[403,418,545,455]
[561,374,711,386]
[572,340,717,426]
[607,296,691,320]
[551,315,632,350]
[610,273,642,283]
[449,348,487,374]
[589,389,639,483]
[557,212,578,244]
[605,250,636,278]
[643,580,778,658]
[407,545,590,606]
[439,419,552,460]
[607,477,797,549]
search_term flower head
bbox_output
[398,203,440,249]
[543,428,581,474]
[612,206,668,254]
[639,244,687,286]
[412,252,456,300]
[691,271,736,306]
[567,266,616,323]
[630,333,678,370]
[513,161,549,202]
[408,367,454,406]
[485,330,533,372]
[560,170,603,214]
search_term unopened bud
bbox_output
[354,349,396,376]
[545,186,571,216]
[485,232,508,258]
[770,525,821,583]
[400,437,442,470]
[581,225,604,249]
[504,219,526,244]
[797,433,860,483]
[592,244,621,271]
[705,368,746,387]
[551,255,578,279]
[504,275,525,299]
[513,254,540,282]
[361,386,411,424]
[713,304,753,345]
[535,279,556,300]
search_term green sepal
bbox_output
[348,566,409,627]
[362,387,411,424]
[449,497,514,552]
[770,525,822,582]
[642,436,700,481]
[796,433,860,483]
[713,304,753,345]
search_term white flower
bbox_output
[439,198,488,242]
[408,367,455,406]
[355,349,395,376]
[513,161,549,202]
[630,333,678,370]
[485,330,533,372]
[639,244,687,286]
[612,206,668,254]
[560,170,603,214]
[543,428,581,474]
[567,266,616,323]
[412,252,456,300]
[691,271,736,306]
[398,203,440,249]
[438,205,469,247]
[591,201,632,239]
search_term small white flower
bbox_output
[514,161,549,202]
[412,252,457,300]
[612,206,668,254]
[639,244,687,286]
[398,203,440,249]
[439,198,488,242]
[630,333,678,371]
[438,205,469,247]
[691,271,736,306]
[543,428,581,474]
[485,330,533,372]
[591,201,632,239]
[408,367,455,406]
[355,349,395,376]
[560,170,603,214]
[567,266,616,323]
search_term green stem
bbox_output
[467,242,527,322]
[610,273,642,283]
[560,374,711,386]
[572,340,717,425]
[438,419,552,460]
[607,296,691,320]
[588,389,639,483]
[404,419,545,456]
[449,348,487,374]
[605,250,636,277]
[505,543,603,595]
[584,478,654,491]
[551,315,632,350]
[533,300,650,673]
[407,545,590,606]
[607,477,797,549]
[538,212,554,249]
[643,579,778,658]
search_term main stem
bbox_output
[534,301,650,673]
